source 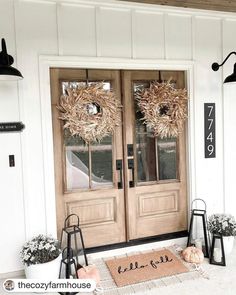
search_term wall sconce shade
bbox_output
[0,38,23,81]
[212,51,236,83]
[223,63,236,83]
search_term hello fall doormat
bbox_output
[105,248,189,287]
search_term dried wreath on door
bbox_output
[58,83,121,143]
[136,80,188,138]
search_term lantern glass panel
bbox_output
[210,234,226,266]
[189,214,206,248]
[59,248,78,279]
[71,228,86,266]
[59,260,77,279]
[61,226,87,267]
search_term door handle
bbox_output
[128,158,135,188]
[116,160,123,189]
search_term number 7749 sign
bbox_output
[204,103,216,158]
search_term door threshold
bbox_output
[86,230,188,254]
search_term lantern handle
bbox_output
[64,214,80,228]
[191,198,207,211]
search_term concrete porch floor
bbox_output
[1,238,235,295]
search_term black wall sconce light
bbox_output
[212,51,236,83]
[0,38,23,81]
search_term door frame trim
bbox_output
[39,56,195,236]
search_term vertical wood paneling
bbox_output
[132,11,164,59]
[222,19,236,216]
[15,0,58,238]
[193,16,223,213]
[0,0,25,274]
[98,7,132,57]
[58,3,96,56]
[165,14,192,60]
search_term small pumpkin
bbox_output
[77,264,100,285]
[182,246,204,264]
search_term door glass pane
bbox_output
[61,80,113,190]
[91,136,113,188]
[134,82,157,182]
[62,81,86,94]
[64,130,89,190]
[62,81,111,95]
[157,137,177,180]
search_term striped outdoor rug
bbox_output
[90,245,208,295]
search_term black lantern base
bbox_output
[209,234,226,266]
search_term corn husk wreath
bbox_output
[136,80,188,138]
[58,83,121,143]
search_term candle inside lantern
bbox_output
[214,248,222,262]
[195,238,202,250]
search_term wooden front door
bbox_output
[50,68,188,248]
[50,69,126,248]
[122,70,188,240]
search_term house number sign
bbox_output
[0,122,25,132]
[204,103,215,158]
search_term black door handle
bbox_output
[128,158,135,188]
[116,160,123,189]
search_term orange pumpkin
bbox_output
[182,246,204,264]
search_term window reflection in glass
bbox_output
[91,136,113,188]
[134,82,157,182]
[62,81,110,95]
[64,131,89,190]
[157,137,177,180]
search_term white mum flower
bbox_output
[50,246,56,251]
[45,243,51,250]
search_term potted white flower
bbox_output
[20,234,61,279]
[208,214,236,255]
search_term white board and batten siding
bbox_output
[0,0,236,274]
[222,18,236,215]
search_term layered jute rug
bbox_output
[90,245,208,295]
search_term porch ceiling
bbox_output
[119,0,236,13]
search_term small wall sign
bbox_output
[204,103,215,158]
[0,122,25,132]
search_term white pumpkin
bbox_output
[182,246,204,264]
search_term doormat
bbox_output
[105,248,189,287]
[90,245,208,295]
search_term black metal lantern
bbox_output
[59,247,78,295]
[187,199,210,258]
[210,234,226,266]
[60,214,88,269]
